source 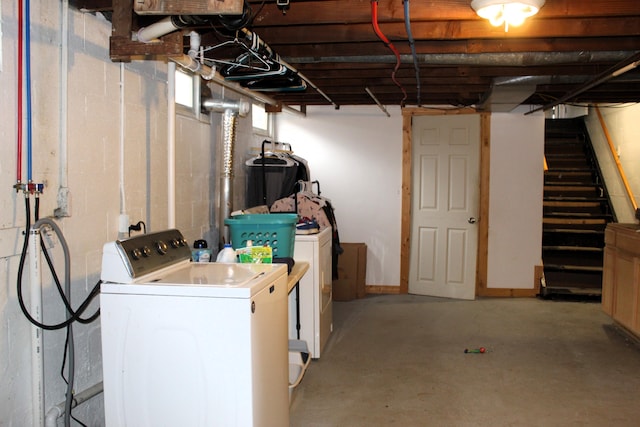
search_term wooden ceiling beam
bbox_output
[251,17,640,45]
[133,0,243,15]
[249,0,640,26]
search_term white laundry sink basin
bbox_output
[185,262,265,286]
[101,261,287,299]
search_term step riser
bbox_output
[542,253,603,267]
[543,207,611,216]
[543,270,603,290]
[543,237,604,248]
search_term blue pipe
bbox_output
[25,0,33,182]
[403,0,422,106]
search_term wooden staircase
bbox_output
[541,118,615,299]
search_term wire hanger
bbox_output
[202,31,273,73]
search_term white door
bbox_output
[409,114,480,300]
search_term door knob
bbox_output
[468,217,477,224]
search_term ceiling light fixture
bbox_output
[471,0,545,32]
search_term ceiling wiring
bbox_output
[371,0,407,107]
[403,0,421,107]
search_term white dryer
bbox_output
[291,227,333,358]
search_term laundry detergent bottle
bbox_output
[192,239,212,263]
[216,243,237,263]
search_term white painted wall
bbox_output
[0,3,253,425]
[585,104,640,223]
[487,108,545,288]
[276,106,546,290]
[275,105,403,287]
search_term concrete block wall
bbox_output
[0,2,254,425]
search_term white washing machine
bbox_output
[100,229,289,427]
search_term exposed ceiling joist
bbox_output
[73,0,640,109]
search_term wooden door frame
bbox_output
[400,107,491,296]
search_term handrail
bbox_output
[595,105,638,211]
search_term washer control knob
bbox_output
[141,246,152,257]
[156,241,168,255]
[131,248,142,260]
[169,238,180,248]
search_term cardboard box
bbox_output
[332,243,367,301]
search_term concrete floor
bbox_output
[289,294,640,426]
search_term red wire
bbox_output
[17,0,23,183]
[371,0,407,106]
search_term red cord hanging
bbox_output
[17,0,24,184]
[371,0,407,107]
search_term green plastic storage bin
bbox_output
[224,213,298,258]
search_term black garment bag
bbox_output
[245,140,309,208]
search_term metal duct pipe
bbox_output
[204,100,247,247]
[283,51,636,67]
[220,109,237,246]
[203,99,250,116]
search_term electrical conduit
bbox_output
[56,0,70,216]
[118,63,128,237]
[168,61,177,228]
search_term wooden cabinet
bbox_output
[602,223,640,336]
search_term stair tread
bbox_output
[543,228,604,234]
[544,184,599,189]
[547,168,596,172]
[543,218,607,225]
[544,264,603,272]
[544,181,597,186]
[544,212,612,218]
[544,196,607,201]
[543,201,603,206]
[543,245,603,252]
[542,246,604,253]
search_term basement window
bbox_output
[174,68,209,122]
[252,103,272,136]
[175,68,195,109]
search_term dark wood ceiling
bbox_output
[76,0,640,111]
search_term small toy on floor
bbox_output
[464,347,486,354]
